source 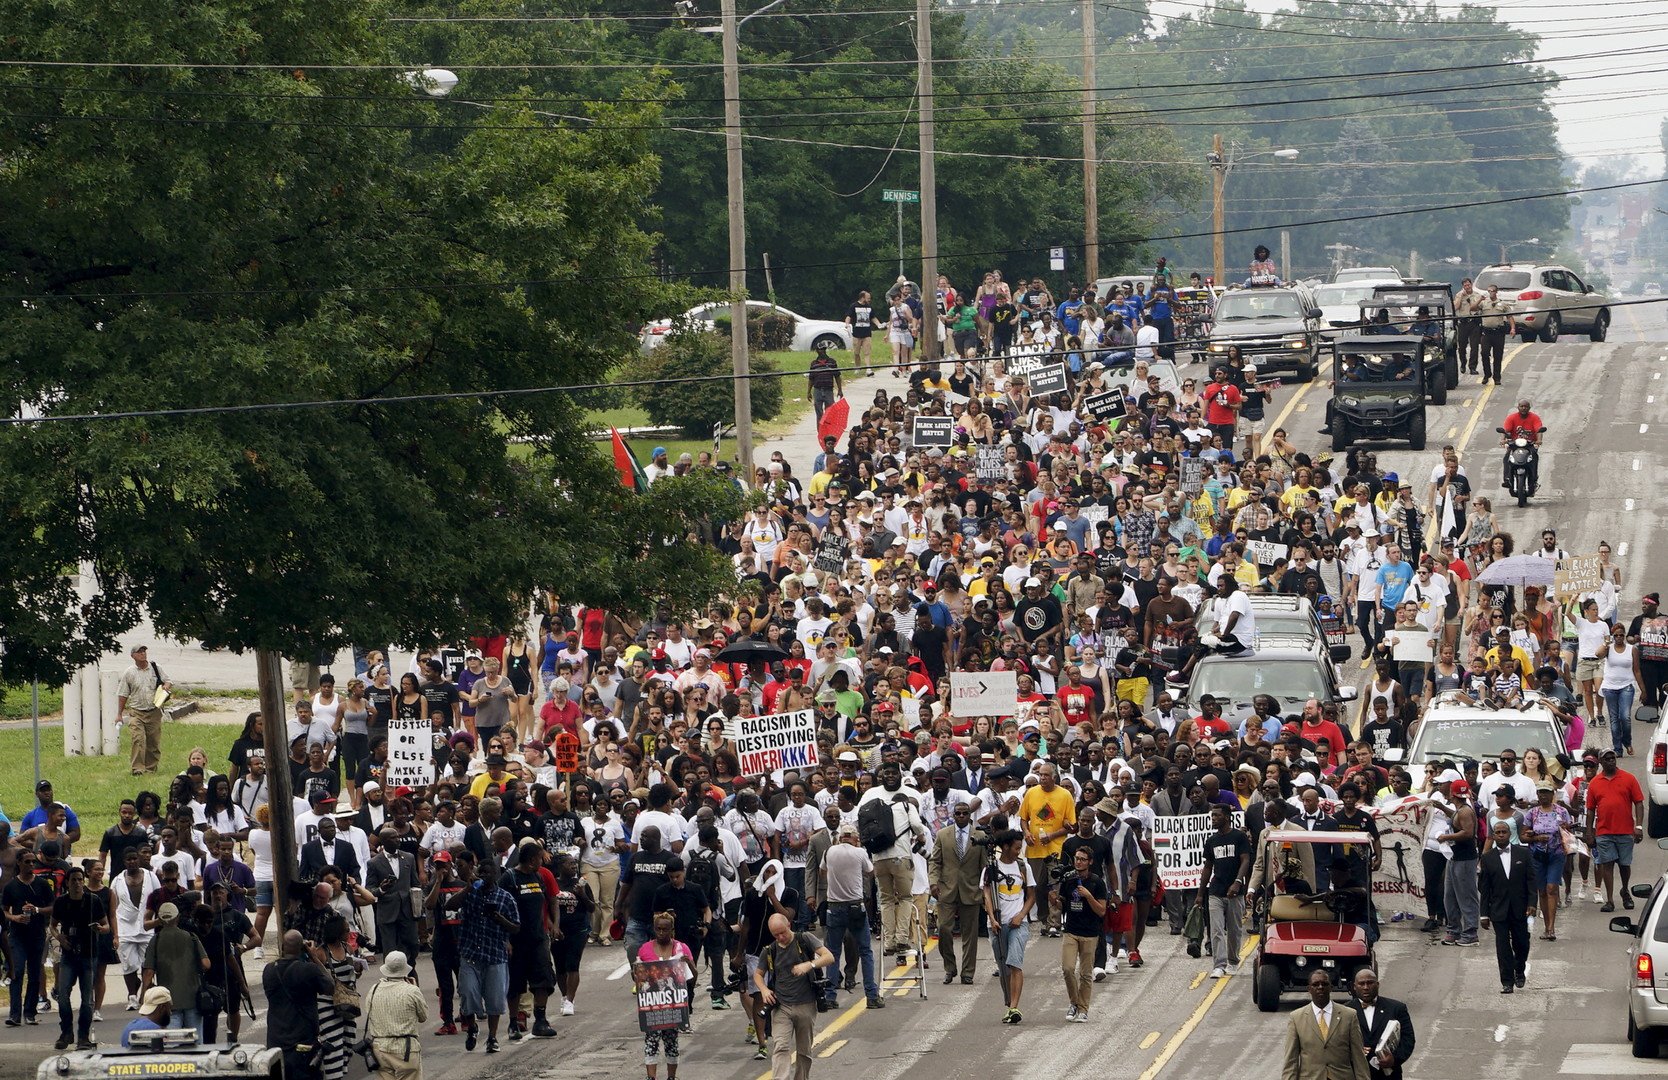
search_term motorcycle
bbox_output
[1497,425,1546,507]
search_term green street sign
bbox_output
[881,189,921,203]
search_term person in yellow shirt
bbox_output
[1483,625,1533,677]
[1019,762,1077,936]
[468,753,514,800]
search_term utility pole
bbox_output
[721,0,754,474]
[916,0,939,366]
[1280,229,1290,283]
[1211,132,1226,287]
[256,650,297,921]
[1081,0,1098,286]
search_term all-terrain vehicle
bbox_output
[1327,335,1442,452]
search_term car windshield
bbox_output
[1314,285,1379,307]
[1475,270,1531,292]
[1335,267,1399,283]
[1409,718,1559,764]
[1336,351,1418,384]
[1215,292,1305,321]
[1190,659,1330,708]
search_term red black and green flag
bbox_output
[610,428,650,490]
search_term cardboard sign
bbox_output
[1179,457,1206,495]
[1152,811,1243,890]
[1553,553,1605,597]
[1082,388,1128,422]
[912,415,954,447]
[384,718,432,790]
[949,671,1019,717]
[734,708,820,781]
[1244,539,1289,568]
[1388,629,1433,663]
[635,958,692,1033]
[1026,363,1069,397]
[553,730,581,773]
[975,446,1007,481]
[813,534,849,574]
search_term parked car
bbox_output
[1606,848,1668,1058]
[1313,280,1402,335]
[1647,709,1668,838]
[639,300,852,352]
[1333,265,1403,284]
[1472,263,1612,343]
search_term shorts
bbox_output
[1594,833,1635,866]
[889,329,914,348]
[1115,677,1150,705]
[510,938,557,992]
[1530,848,1565,890]
[553,929,587,976]
[458,959,509,1017]
[990,922,1030,969]
[744,954,761,990]
[289,659,320,691]
[255,881,274,908]
[1248,419,1266,436]
[118,939,148,977]
[1105,901,1135,935]
[1576,656,1603,682]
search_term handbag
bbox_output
[330,971,363,1018]
[196,981,227,1015]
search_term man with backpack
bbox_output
[753,913,834,1080]
[856,762,926,958]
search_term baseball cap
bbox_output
[1435,768,1463,784]
[140,987,172,1014]
[1024,576,1042,588]
[432,850,453,863]
[1450,779,1470,796]
[157,902,180,922]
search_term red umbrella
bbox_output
[817,397,849,444]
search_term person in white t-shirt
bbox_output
[983,829,1038,1024]
[773,783,827,930]
[1205,575,1256,654]
[1134,317,1161,362]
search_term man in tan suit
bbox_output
[1283,968,1371,1080]
[927,803,987,984]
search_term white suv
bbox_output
[1648,712,1668,838]
[1608,848,1668,1057]
[1472,263,1612,343]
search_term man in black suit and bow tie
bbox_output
[1348,968,1415,1080]
[1479,820,1533,993]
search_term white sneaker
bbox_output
[93,1010,103,1023]
[1105,959,1119,976]
[560,999,575,1017]
[1224,964,1239,977]
[1071,1011,1089,1023]
[126,995,139,1012]
[1210,965,1227,979]
[1065,1005,1078,1021]
[1092,966,1106,983]
[1116,948,1129,962]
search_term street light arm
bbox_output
[738,0,789,28]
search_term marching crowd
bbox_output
[0,257,1661,1080]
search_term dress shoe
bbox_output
[1514,975,1525,988]
[943,971,956,985]
[1500,985,1514,994]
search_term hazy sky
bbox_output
[1143,0,1668,175]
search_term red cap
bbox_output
[431,851,452,863]
[1450,780,1470,796]
[392,786,414,799]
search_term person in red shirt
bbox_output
[1202,366,1243,446]
[1583,748,1645,911]
[1499,399,1545,491]
[1055,667,1097,730]
[1286,699,1349,769]
[1188,696,1234,742]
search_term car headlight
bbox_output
[1339,396,1361,407]
[1208,343,1228,352]
[1395,395,1417,406]
[56,1059,71,1076]
[1287,337,1308,348]
[233,1049,250,1067]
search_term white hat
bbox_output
[1024,576,1042,588]
[838,750,860,763]
[1293,772,1319,788]
[1052,522,1067,531]
[381,951,412,979]
[361,780,380,793]
[1435,767,1464,784]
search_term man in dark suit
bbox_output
[952,751,995,795]
[365,827,419,962]
[298,814,362,885]
[1479,820,1533,992]
[1348,968,1415,1080]
[926,802,987,984]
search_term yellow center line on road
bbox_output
[1188,971,1207,990]
[753,945,933,1079]
[1136,936,1260,1080]
[818,1038,848,1058]
[1140,1031,1162,1050]
[1265,356,1330,434]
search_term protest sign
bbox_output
[813,534,849,573]
[1389,630,1434,664]
[385,718,432,790]
[1244,539,1289,568]
[949,671,1019,717]
[734,708,820,781]
[635,959,692,1033]
[1082,388,1128,422]
[437,647,467,681]
[1369,796,1429,918]
[1179,457,1206,495]
[1005,354,1049,379]
[1553,553,1604,598]
[1026,363,1069,397]
[1152,811,1242,891]
[976,446,1007,481]
[912,415,954,447]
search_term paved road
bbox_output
[8,330,1666,1079]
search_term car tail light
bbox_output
[1638,952,1654,987]
[1518,290,1544,301]
[1653,742,1666,774]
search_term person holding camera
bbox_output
[364,951,427,1080]
[753,913,834,1080]
[819,824,882,1010]
[1058,845,1109,1022]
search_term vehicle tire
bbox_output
[1332,419,1351,454]
[1517,489,1529,508]
[811,334,844,353]
[1445,352,1459,389]
[1255,964,1281,1013]
[1649,799,1668,840]
[1296,360,1317,383]
[1539,314,1560,343]
[1631,1014,1662,1058]
[1590,311,1610,342]
[1430,375,1448,406]
[1408,411,1427,451]
[1519,332,1535,344]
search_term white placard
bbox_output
[385,718,432,790]
[1244,539,1289,566]
[734,708,820,781]
[1389,630,1434,663]
[950,671,1019,717]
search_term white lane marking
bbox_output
[1633,459,1642,471]
[1650,395,1657,404]
[1619,542,1630,557]
[1493,1024,1509,1043]
[1625,499,1636,511]
[1657,372,1663,380]
[1641,423,1650,434]
[608,962,632,981]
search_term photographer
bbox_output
[1058,845,1109,1022]
[262,930,335,1080]
[753,913,833,1080]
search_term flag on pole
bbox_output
[610,428,649,490]
[816,397,850,445]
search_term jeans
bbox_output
[821,902,877,1000]
[55,954,96,1042]
[1355,600,1381,650]
[782,868,809,931]
[1207,894,1246,968]
[1422,850,1448,922]
[432,935,459,1024]
[1603,685,1636,753]
[168,1007,203,1038]
[1443,857,1479,942]
[7,935,44,1022]
[623,917,651,961]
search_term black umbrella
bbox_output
[714,639,788,664]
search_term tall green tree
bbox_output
[0,0,743,685]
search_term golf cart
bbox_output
[1250,831,1376,1012]
[1364,283,1460,390]
[1328,336,1440,453]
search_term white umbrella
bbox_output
[1476,554,1556,588]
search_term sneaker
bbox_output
[1225,964,1240,977]
[507,1022,523,1042]
[1129,949,1143,968]
[1420,918,1442,933]
[866,996,886,1010]
[1574,882,1586,900]
[465,1026,478,1052]
[126,995,139,1012]
[710,995,730,1011]
[3,1019,18,1028]
[1004,1008,1023,1025]
[1116,948,1129,962]
[745,1024,755,1043]
[1209,965,1227,979]
[754,1046,769,1061]
[485,1038,500,1054]
[92,1011,103,1023]
[1455,939,1479,948]
[678,1020,692,1034]
[24,1017,39,1026]
[531,1018,558,1039]
[1092,967,1106,983]
[561,999,575,1017]
[1106,959,1119,976]
[1066,1005,1079,1021]
[435,1023,458,1036]
[1071,1011,1089,1024]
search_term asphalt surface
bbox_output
[6,312,1667,1080]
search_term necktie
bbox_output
[957,829,968,859]
[1317,1010,1329,1039]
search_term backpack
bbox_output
[857,797,898,855]
[685,849,719,900]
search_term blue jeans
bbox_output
[55,954,97,1043]
[7,935,44,1022]
[623,918,651,961]
[1603,685,1636,753]
[821,902,877,1001]
[168,1007,203,1038]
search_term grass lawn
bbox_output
[1,723,244,842]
